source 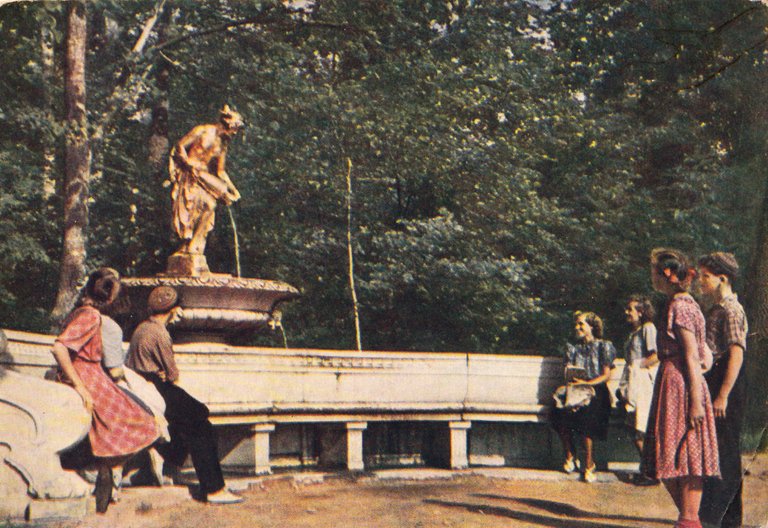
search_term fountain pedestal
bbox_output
[166,252,211,276]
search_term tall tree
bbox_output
[51,1,89,323]
[746,145,768,448]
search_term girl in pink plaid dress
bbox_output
[644,249,719,528]
[52,268,159,512]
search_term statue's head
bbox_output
[220,104,244,133]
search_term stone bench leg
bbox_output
[249,423,275,475]
[346,422,368,471]
[449,421,471,469]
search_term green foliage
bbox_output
[0,2,62,330]
[361,210,538,352]
[0,0,766,352]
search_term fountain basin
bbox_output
[119,274,300,343]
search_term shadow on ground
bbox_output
[425,495,671,528]
[475,494,670,524]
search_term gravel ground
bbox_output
[35,452,768,528]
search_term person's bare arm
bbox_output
[216,148,241,202]
[156,327,180,384]
[573,365,611,386]
[712,344,744,419]
[51,342,93,413]
[679,328,704,428]
[216,146,227,177]
[641,352,659,369]
[173,126,208,171]
[640,323,659,368]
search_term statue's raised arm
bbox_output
[167,105,243,275]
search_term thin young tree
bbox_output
[40,5,57,199]
[346,158,362,351]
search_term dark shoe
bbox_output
[632,472,659,486]
[94,466,113,514]
[674,519,702,528]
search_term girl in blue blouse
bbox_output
[552,311,617,482]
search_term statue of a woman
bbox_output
[169,105,243,261]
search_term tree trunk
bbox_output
[147,89,169,174]
[129,7,170,273]
[138,1,170,171]
[745,156,768,451]
[51,1,90,325]
[748,185,768,338]
[147,6,170,178]
[345,158,363,351]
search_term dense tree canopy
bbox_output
[1,0,766,360]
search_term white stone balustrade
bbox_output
[1,329,626,480]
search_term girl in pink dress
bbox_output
[52,268,159,513]
[644,249,719,528]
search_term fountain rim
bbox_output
[121,274,301,296]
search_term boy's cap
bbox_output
[148,286,179,314]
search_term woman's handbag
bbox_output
[553,383,596,411]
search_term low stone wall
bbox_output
[2,329,634,478]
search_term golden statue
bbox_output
[167,105,243,275]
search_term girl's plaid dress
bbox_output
[57,306,159,458]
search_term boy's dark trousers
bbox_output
[700,359,745,528]
[152,379,226,495]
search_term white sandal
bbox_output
[207,488,244,504]
[583,464,597,483]
[563,456,579,474]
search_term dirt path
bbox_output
[40,453,768,528]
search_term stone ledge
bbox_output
[172,464,625,490]
[25,497,94,521]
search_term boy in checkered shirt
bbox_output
[697,252,748,528]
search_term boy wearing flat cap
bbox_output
[127,286,242,504]
[697,252,748,528]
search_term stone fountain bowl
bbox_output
[118,274,300,343]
